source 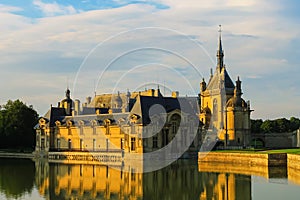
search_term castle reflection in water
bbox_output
[35,160,253,200]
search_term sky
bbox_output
[0,0,300,119]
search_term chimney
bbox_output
[74,99,81,115]
[86,96,92,105]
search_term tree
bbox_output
[275,118,290,133]
[0,100,39,150]
[260,120,276,133]
[289,117,300,131]
[252,117,300,134]
[251,119,263,133]
[0,159,35,199]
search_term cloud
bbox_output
[0,4,23,13]
[33,0,77,17]
[0,0,299,119]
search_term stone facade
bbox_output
[35,88,201,159]
[199,28,252,147]
[35,28,253,158]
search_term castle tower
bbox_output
[60,88,74,116]
[199,26,252,147]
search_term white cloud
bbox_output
[0,4,22,13]
[33,0,77,17]
[0,1,299,119]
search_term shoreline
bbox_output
[0,152,34,159]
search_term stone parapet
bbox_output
[198,152,287,167]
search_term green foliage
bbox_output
[260,119,277,133]
[0,100,39,150]
[0,158,35,198]
[251,117,300,133]
[251,119,263,133]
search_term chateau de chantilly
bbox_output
[35,30,252,159]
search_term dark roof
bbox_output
[223,69,235,89]
[49,107,66,126]
[62,113,128,126]
[130,95,198,125]
[81,107,109,115]
[206,67,234,94]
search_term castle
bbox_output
[35,28,252,160]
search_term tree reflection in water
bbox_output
[0,158,35,199]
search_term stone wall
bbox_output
[287,154,300,170]
[198,152,287,167]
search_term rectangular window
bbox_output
[80,139,83,151]
[121,138,124,150]
[106,139,109,151]
[57,138,60,150]
[80,127,84,135]
[41,138,45,150]
[93,127,97,135]
[93,139,96,151]
[153,136,158,148]
[68,139,72,150]
[172,122,177,134]
[131,138,136,151]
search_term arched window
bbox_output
[170,114,181,134]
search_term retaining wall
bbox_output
[198,152,287,167]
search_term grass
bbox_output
[213,148,300,154]
[264,149,300,154]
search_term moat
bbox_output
[0,158,300,200]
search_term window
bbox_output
[106,122,110,135]
[80,126,84,135]
[120,138,124,150]
[213,98,218,121]
[41,138,45,150]
[238,138,240,144]
[93,126,97,135]
[106,139,109,150]
[93,139,96,151]
[57,138,60,150]
[131,138,136,151]
[80,139,83,151]
[68,139,72,150]
[153,136,158,148]
[172,122,177,134]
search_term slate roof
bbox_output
[130,95,198,125]
[206,67,235,94]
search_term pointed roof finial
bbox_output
[217,25,224,72]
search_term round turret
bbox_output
[226,96,247,108]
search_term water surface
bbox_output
[0,158,299,199]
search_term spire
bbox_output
[216,25,224,72]
[234,76,242,97]
[200,78,206,92]
[66,88,71,99]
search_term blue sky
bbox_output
[0,0,300,119]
